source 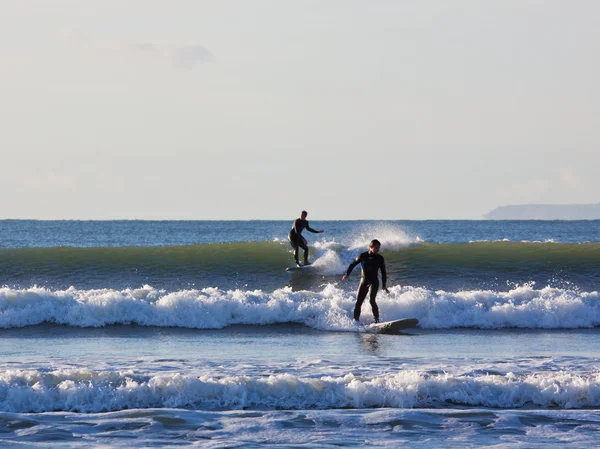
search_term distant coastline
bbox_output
[485,203,600,220]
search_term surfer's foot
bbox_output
[303,261,311,265]
[374,318,380,324]
[295,262,302,267]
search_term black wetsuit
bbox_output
[345,251,387,322]
[288,218,319,264]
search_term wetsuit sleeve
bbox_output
[380,256,387,288]
[345,253,363,277]
[304,220,319,233]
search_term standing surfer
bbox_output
[288,210,324,266]
[342,239,389,324]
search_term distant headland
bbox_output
[485,203,600,220]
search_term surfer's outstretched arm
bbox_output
[305,221,324,234]
[342,254,363,280]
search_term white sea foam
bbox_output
[348,224,422,251]
[312,239,343,251]
[0,368,599,413]
[468,239,557,243]
[0,284,599,330]
[310,240,347,274]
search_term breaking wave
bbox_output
[1,284,599,330]
[0,368,599,413]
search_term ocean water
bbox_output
[0,219,599,448]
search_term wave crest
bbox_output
[1,284,599,330]
[1,368,599,412]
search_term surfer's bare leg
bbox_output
[369,280,380,323]
[354,280,370,321]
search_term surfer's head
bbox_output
[301,210,308,219]
[369,239,381,253]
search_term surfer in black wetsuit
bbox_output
[288,210,324,266]
[342,239,389,324]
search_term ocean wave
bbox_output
[0,368,599,413]
[2,241,599,283]
[0,284,599,330]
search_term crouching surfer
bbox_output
[288,210,324,266]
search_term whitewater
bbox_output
[1,284,599,330]
[0,219,599,447]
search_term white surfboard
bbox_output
[365,318,419,334]
[285,264,315,272]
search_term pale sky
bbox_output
[1,0,598,219]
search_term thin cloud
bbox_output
[60,27,215,69]
[172,45,215,69]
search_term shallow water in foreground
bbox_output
[0,325,599,447]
